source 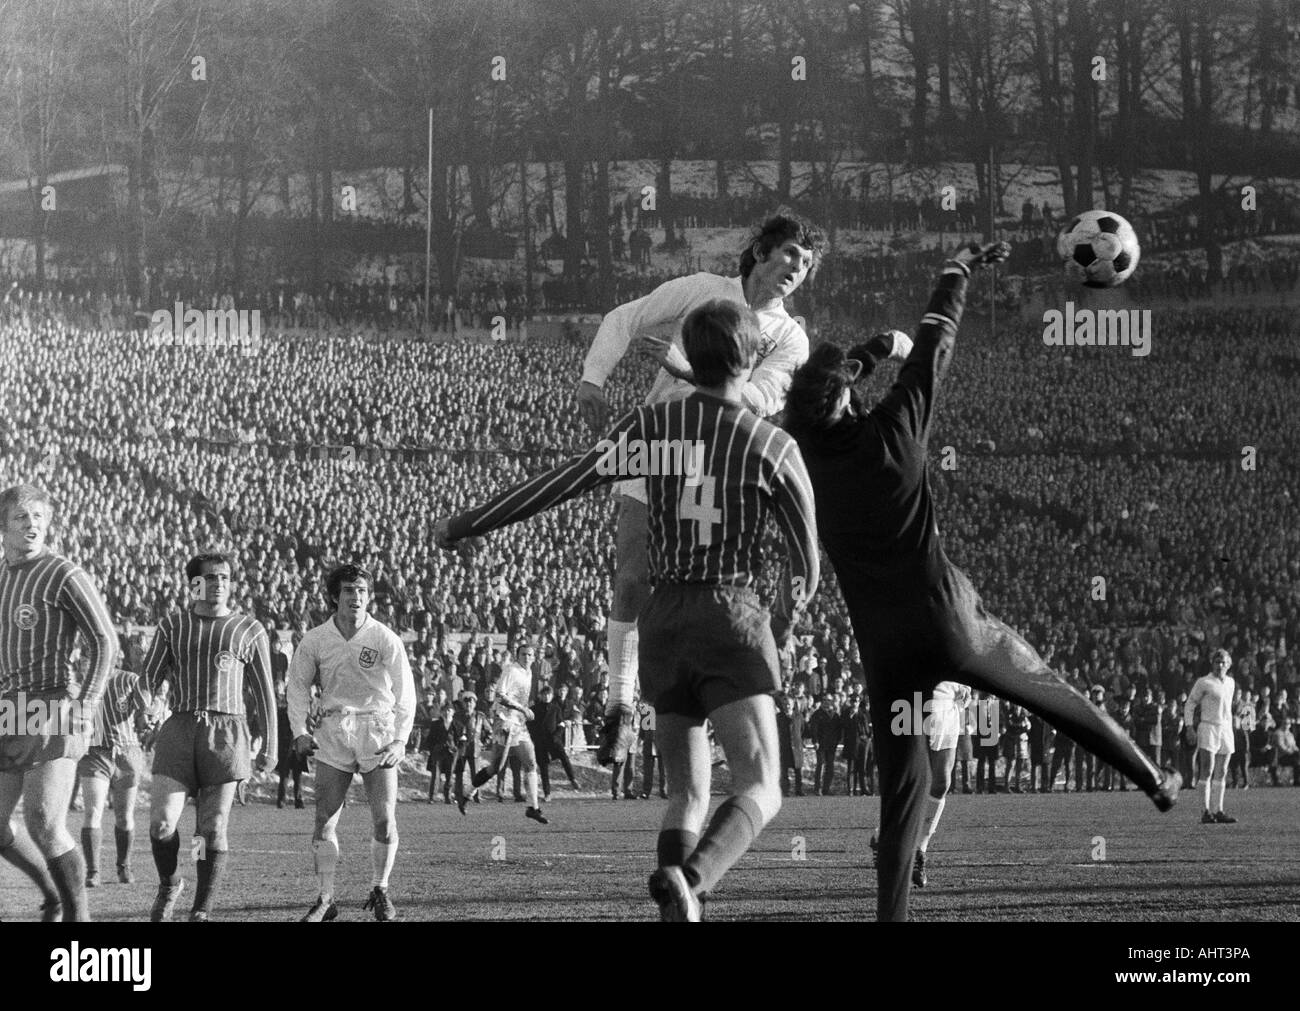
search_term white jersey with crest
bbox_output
[1184,674,1235,729]
[286,614,414,743]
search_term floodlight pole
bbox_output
[425,107,433,331]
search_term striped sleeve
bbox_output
[140,619,174,703]
[767,440,821,618]
[448,408,646,540]
[61,567,117,708]
[246,624,277,762]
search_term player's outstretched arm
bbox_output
[579,275,721,432]
[872,241,1009,442]
[436,407,647,546]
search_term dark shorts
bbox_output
[0,690,89,774]
[638,583,779,720]
[77,745,144,787]
[152,712,251,793]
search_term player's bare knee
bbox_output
[372,816,396,843]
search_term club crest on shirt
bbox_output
[359,646,378,669]
[215,650,236,673]
[758,330,777,359]
[14,604,38,631]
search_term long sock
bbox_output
[656,829,699,868]
[313,836,339,901]
[1202,776,1212,812]
[81,827,102,877]
[682,796,764,896]
[150,831,180,884]
[46,848,89,922]
[191,850,227,915]
[114,827,133,868]
[370,837,397,888]
[606,619,638,711]
[526,770,539,808]
[919,795,946,853]
[1214,775,1227,814]
[0,830,60,903]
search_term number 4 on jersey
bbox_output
[679,475,721,545]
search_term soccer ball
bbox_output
[1056,209,1141,288]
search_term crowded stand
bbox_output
[2,241,1298,794]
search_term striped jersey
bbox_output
[449,391,819,600]
[141,608,275,736]
[92,669,151,750]
[286,613,415,744]
[0,551,116,706]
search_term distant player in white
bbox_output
[573,213,832,758]
[870,680,970,888]
[288,564,414,922]
[460,642,548,825]
[1184,649,1237,824]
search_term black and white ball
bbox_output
[1056,209,1141,288]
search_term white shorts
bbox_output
[1197,723,1234,757]
[315,710,397,775]
[613,478,647,504]
[928,705,961,752]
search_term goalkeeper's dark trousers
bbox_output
[849,563,1164,923]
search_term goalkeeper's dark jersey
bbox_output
[792,264,971,607]
[449,391,819,598]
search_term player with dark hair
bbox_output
[289,563,415,922]
[782,243,1181,921]
[439,297,819,920]
[0,483,116,921]
[141,552,277,922]
[574,212,827,762]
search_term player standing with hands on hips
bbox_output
[781,242,1181,922]
[289,564,415,922]
[438,299,820,920]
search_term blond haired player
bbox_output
[1184,649,1237,824]
[289,564,415,922]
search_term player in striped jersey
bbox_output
[0,483,116,922]
[1184,649,1238,824]
[784,242,1181,921]
[459,642,548,823]
[574,213,826,763]
[440,299,820,920]
[141,553,277,922]
[288,564,415,922]
[77,666,154,888]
